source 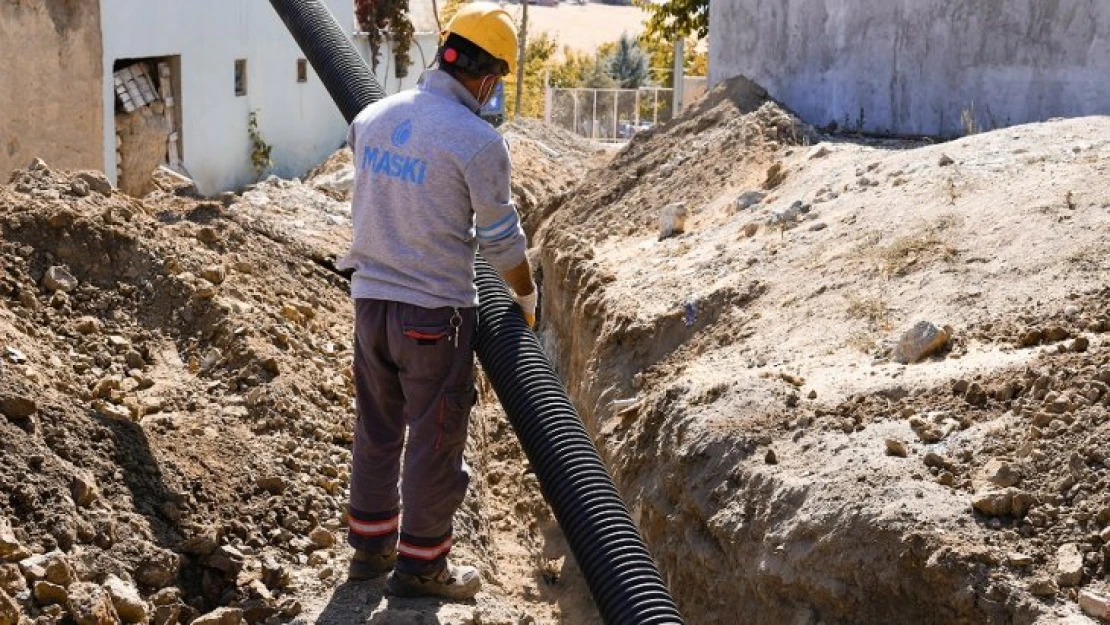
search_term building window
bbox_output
[297,59,308,83]
[235,59,247,96]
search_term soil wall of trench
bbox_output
[538,247,1024,624]
[531,78,1110,624]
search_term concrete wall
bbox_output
[0,0,103,178]
[353,32,441,97]
[710,0,1110,136]
[100,0,356,195]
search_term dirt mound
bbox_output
[501,118,609,239]
[537,73,1110,624]
[303,150,354,203]
[539,76,817,247]
[0,158,579,624]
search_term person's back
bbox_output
[341,69,524,309]
[340,2,537,602]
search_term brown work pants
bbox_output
[347,298,477,575]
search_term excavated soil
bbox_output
[0,118,605,625]
[536,77,1110,624]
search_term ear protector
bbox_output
[438,34,510,77]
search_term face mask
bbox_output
[477,75,499,107]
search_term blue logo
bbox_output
[359,146,428,185]
[391,120,413,147]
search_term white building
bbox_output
[0,0,438,196]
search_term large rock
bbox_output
[971,490,1013,517]
[134,546,180,589]
[43,266,78,293]
[1079,589,1110,620]
[658,202,688,240]
[0,521,29,562]
[0,588,20,625]
[0,564,26,596]
[34,580,69,606]
[20,552,74,585]
[191,606,243,625]
[892,321,950,364]
[43,552,76,586]
[115,109,172,197]
[0,394,36,420]
[76,171,114,196]
[204,546,244,576]
[104,576,146,624]
[66,582,119,625]
[309,527,335,549]
[71,472,99,507]
[974,460,1022,489]
[1055,543,1084,587]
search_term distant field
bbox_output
[502,2,650,57]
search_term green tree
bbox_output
[639,34,708,88]
[605,33,649,88]
[582,56,617,89]
[504,32,558,119]
[547,47,594,88]
[637,0,708,41]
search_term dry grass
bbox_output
[763,162,787,190]
[843,295,894,354]
[846,296,892,331]
[876,216,960,276]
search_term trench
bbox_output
[530,244,1008,625]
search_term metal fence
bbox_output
[544,87,674,142]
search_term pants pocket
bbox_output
[436,387,477,451]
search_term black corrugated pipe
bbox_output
[266,1,683,622]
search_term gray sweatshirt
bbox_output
[338,69,527,310]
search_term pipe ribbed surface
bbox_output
[268,0,385,123]
[266,1,683,621]
[474,261,683,624]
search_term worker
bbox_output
[337,2,536,601]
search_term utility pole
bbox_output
[514,0,528,117]
[672,38,685,117]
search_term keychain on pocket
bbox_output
[450,308,462,348]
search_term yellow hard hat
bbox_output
[443,2,519,76]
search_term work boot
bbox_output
[347,549,397,581]
[385,561,481,600]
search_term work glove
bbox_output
[513,289,537,329]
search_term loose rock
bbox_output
[659,202,688,240]
[76,171,114,196]
[0,394,36,420]
[75,317,102,335]
[71,473,99,507]
[104,576,147,624]
[34,580,69,606]
[976,459,1022,488]
[0,588,20,625]
[43,266,78,293]
[972,490,1013,517]
[735,190,766,210]
[134,546,180,589]
[1055,543,1084,587]
[1027,577,1057,597]
[884,439,908,457]
[1079,589,1110,620]
[66,582,118,625]
[892,321,950,364]
[309,527,335,549]
[191,606,243,625]
[256,476,288,495]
